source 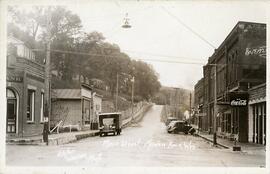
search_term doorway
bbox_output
[6,89,17,133]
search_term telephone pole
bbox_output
[43,7,51,145]
[115,73,119,112]
[131,76,135,120]
[189,92,192,122]
[213,65,217,145]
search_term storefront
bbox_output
[229,92,249,142]
[51,84,102,130]
[248,83,266,145]
[215,92,249,142]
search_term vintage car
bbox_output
[167,120,195,135]
[165,117,178,126]
[98,112,122,137]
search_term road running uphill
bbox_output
[6,105,265,167]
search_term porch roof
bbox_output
[52,89,81,99]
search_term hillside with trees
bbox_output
[8,6,161,102]
[153,86,193,120]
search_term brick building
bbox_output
[194,78,207,131]
[194,21,266,143]
[6,36,46,137]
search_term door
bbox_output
[7,99,16,133]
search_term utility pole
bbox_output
[175,88,177,118]
[213,65,217,145]
[43,7,51,145]
[115,73,119,112]
[131,76,135,120]
[207,63,219,145]
[189,92,192,123]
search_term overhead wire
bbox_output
[161,6,216,49]
[32,48,265,67]
[32,48,205,65]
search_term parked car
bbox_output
[167,120,195,135]
[165,117,178,126]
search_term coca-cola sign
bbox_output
[231,99,247,106]
[229,93,248,107]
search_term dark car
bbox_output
[167,120,195,135]
[165,117,178,126]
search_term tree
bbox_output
[8,6,47,41]
[7,6,162,103]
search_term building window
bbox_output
[27,90,35,122]
[40,92,44,123]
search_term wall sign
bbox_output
[230,93,248,107]
[7,75,23,83]
[245,46,266,58]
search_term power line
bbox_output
[134,58,204,65]
[161,6,216,49]
[32,48,205,65]
[122,49,204,62]
[32,48,265,66]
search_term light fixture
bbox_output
[122,13,131,28]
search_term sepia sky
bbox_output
[5,1,268,90]
[66,1,267,90]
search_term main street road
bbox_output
[6,105,265,167]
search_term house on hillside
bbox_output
[51,84,102,130]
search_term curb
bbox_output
[49,131,99,145]
[6,138,43,145]
[196,133,230,149]
[6,131,100,146]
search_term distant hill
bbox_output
[153,86,192,109]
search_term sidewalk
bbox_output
[196,131,266,154]
[6,130,99,146]
[6,104,152,146]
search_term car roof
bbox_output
[167,117,178,120]
[98,112,122,116]
[170,120,185,124]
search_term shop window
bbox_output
[263,103,266,145]
[40,92,44,123]
[253,106,256,143]
[227,114,231,133]
[27,90,35,122]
